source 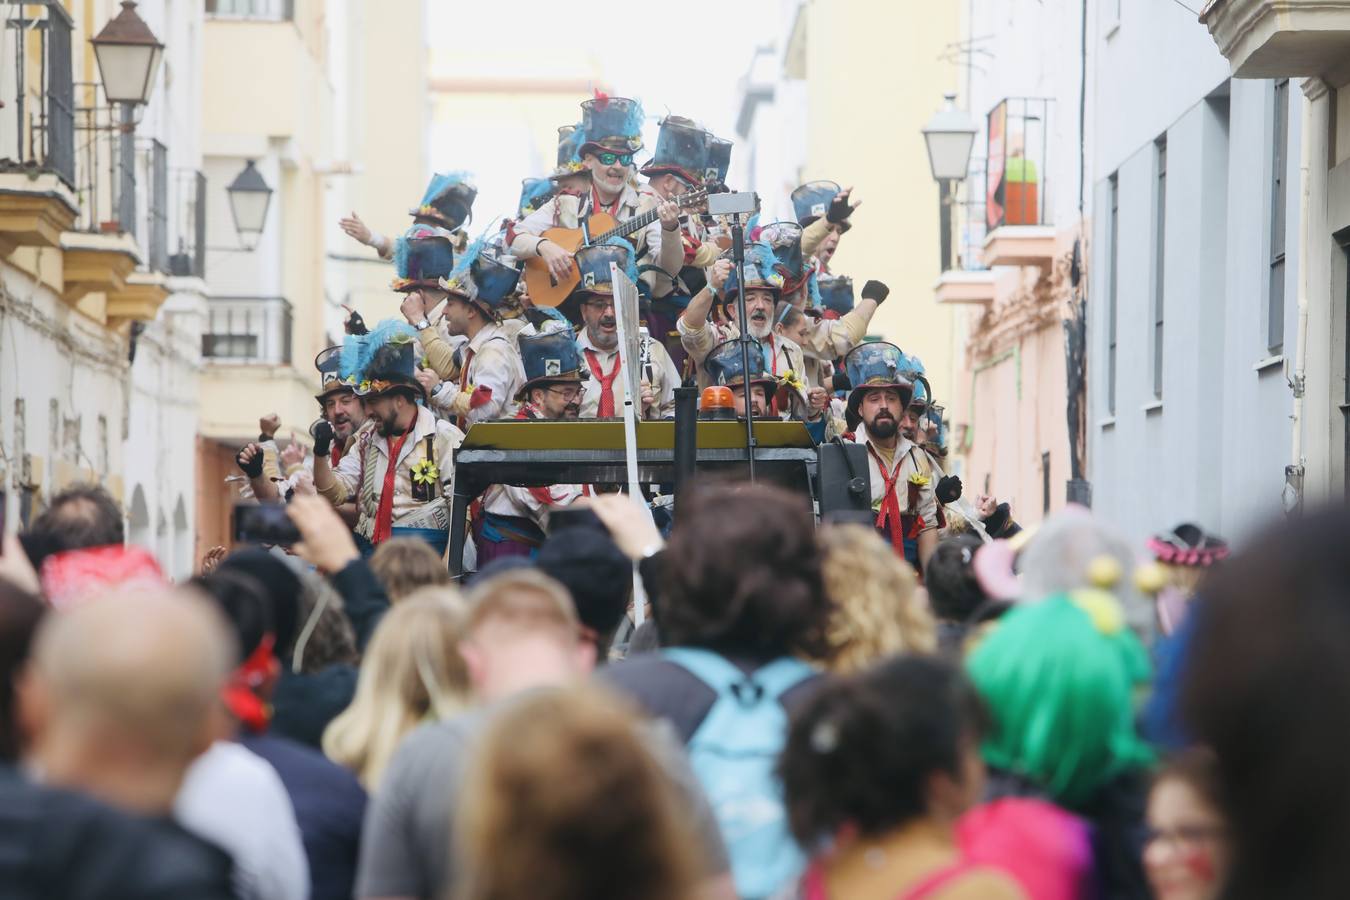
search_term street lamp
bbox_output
[227,160,273,251]
[922,92,978,272]
[90,1,165,106]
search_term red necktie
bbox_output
[584,349,620,418]
[329,443,342,468]
[372,424,413,544]
[456,347,476,430]
[867,443,906,555]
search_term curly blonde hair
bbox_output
[814,523,937,672]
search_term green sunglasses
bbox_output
[594,151,634,166]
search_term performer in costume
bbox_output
[508,96,678,286]
[340,172,477,259]
[791,180,859,275]
[403,236,526,428]
[314,321,464,556]
[678,244,813,420]
[842,341,940,571]
[636,115,723,373]
[565,243,679,421]
[311,346,375,528]
[701,338,779,419]
[473,329,587,563]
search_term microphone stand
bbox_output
[731,213,756,481]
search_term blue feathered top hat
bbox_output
[551,125,590,181]
[440,232,521,320]
[578,94,645,156]
[721,241,785,305]
[760,221,805,281]
[519,178,554,217]
[844,341,915,426]
[817,274,855,318]
[900,353,933,413]
[339,319,423,401]
[516,329,585,401]
[391,224,456,292]
[703,338,776,396]
[640,116,709,185]
[705,135,733,186]
[314,345,357,403]
[411,172,477,231]
[791,180,841,227]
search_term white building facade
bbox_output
[1087,0,1301,543]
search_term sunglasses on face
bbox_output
[595,152,634,166]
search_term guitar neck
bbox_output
[590,193,703,245]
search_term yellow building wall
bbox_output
[800,0,960,397]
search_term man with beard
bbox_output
[678,245,810,418]
[565,243,679,420]
[308,346,373,527]
[473,330,587,563]
[701,338,778,419]
[404,242,525,430]
[315,323,463,555]
[507,97,681,287]
[842,342,939,571]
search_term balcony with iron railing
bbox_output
[981,97,1056,270]
[0,0,78,252]
[202,296,293,366]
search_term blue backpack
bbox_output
[663,647,816,899]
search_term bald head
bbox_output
[25,588,234,813]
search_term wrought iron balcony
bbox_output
[202,296,294,365]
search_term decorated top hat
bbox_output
[440,235,522,321]
[640,116,709,185]
[703,338,776,399]
[578,95,644,157]
[519,178,554,218]
[791,180,842,227]
[391,224,456,292]
[340,320,424,401]
[550,125,590,182]
[721,241,785,306]
[844,341,915,427]
[818,274,854,318]
[705,135,733,187]
[516,329,586,401]
[411,172,477,231]
[560,241,637,324]
[760,221,806,282]
[314,345,358,403]
[900,353,932,414]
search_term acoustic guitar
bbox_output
[523,188,709,308]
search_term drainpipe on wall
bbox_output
[1285,86,1313,517]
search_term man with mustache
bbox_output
[310,345,373,527]
[314,325,464,555]
[842,341,939,571]
[473,329,587,563]
[507,97,681,286]
[566,243,679,420]
[701,338,778,419]
[678,244,809,417]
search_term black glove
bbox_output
[861,279,889,304]
[310,419,335,458]
[236,444,264,479]
[344,311,368,336]
[935,475,963,505]
[826,191,854,225]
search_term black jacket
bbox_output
[0,766,236,900]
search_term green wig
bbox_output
[966,590,1155,809]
